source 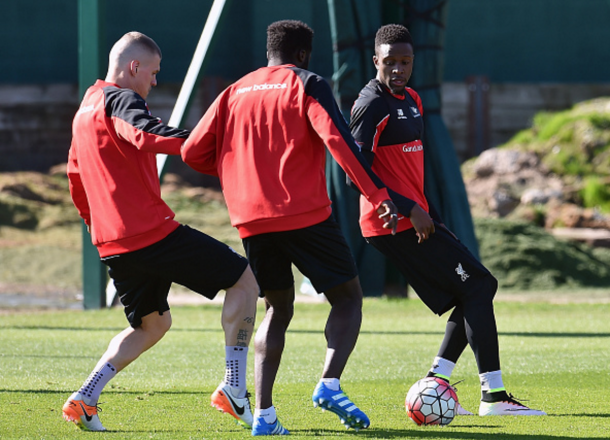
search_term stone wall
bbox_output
[0,78,227,184]
[0,85,79,171]
[2,81,610,173]
[442,82,610,162]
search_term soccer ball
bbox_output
[405,377,458,426]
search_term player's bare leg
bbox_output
[212,266,259,429]
[102,311,172,371]
[63,311,172,431]
[251,287,294,435]
[312,276,369,430]
[254,287,294,409]
[221,266,258,346]
[321,277,362,378]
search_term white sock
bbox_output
[479,370,505,392]
[320,378,340,391]
[255,405,277,424]
[429,357,455,380]
[224,346,248,398]
[76,361,117,405]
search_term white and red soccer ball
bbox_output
[405,377,458,426]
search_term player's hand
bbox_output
[377,200,398,235]
[410,204,434,243]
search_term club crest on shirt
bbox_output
[410,106,421,118]
[396,108,408,120]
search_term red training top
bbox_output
[182,65,394,238]
[350,80,427,236]
[67,80,189,257]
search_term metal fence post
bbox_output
[78,0,107,309]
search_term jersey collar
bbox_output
[374,79,406,100]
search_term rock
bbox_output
[520,188,562,205]
[472,148,541,177]
[465,148,564,218]
[489,189,520,217]
[544,201,610,229]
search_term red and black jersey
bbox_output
[182,65,400,238]
[67,80,189,257]
[350,79,429,237]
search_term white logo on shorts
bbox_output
[455,263,469,282]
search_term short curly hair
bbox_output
[267,20,314,59]
[375,24,413,52]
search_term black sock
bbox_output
[426,372,449,383]
[481,390,509,402]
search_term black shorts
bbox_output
[242,216,358,294]
[367,223,497,315]
[102,225,248,328]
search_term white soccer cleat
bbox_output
[479,395,547,416]
[456,402,474,416]
[431,376,473,416]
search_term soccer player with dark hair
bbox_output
[349,23,546,417]
[63,31,259,431]
[182,19,420,435]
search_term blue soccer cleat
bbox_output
[251,416,290,436]
[312,382,370,431]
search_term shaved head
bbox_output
[105,32,162,99]
[109,31,161,70]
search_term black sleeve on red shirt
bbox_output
[295,68,366,153]
[292,68,386,184]
[291,67,416,216]
[425,191,444,224]
[347,94,385,187]
[104,87,190,138]
[349,93,389,154]
[348,88,417,216]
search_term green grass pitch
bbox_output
[1,297,609,439]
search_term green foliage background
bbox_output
[502,98,610,211]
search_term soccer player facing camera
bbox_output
[349,24,546,417]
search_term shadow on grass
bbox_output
[3,325,610,340]
[0,325,222,333]
[293,427,606,439]
[0,388,218,396]
[0,353,94,359]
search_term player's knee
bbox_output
[468,275,498,304]
[230,265,259,297]
[268,302,294,327]
[141,311,172,340]
[324,277,363,306]
[156,313,172,337]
